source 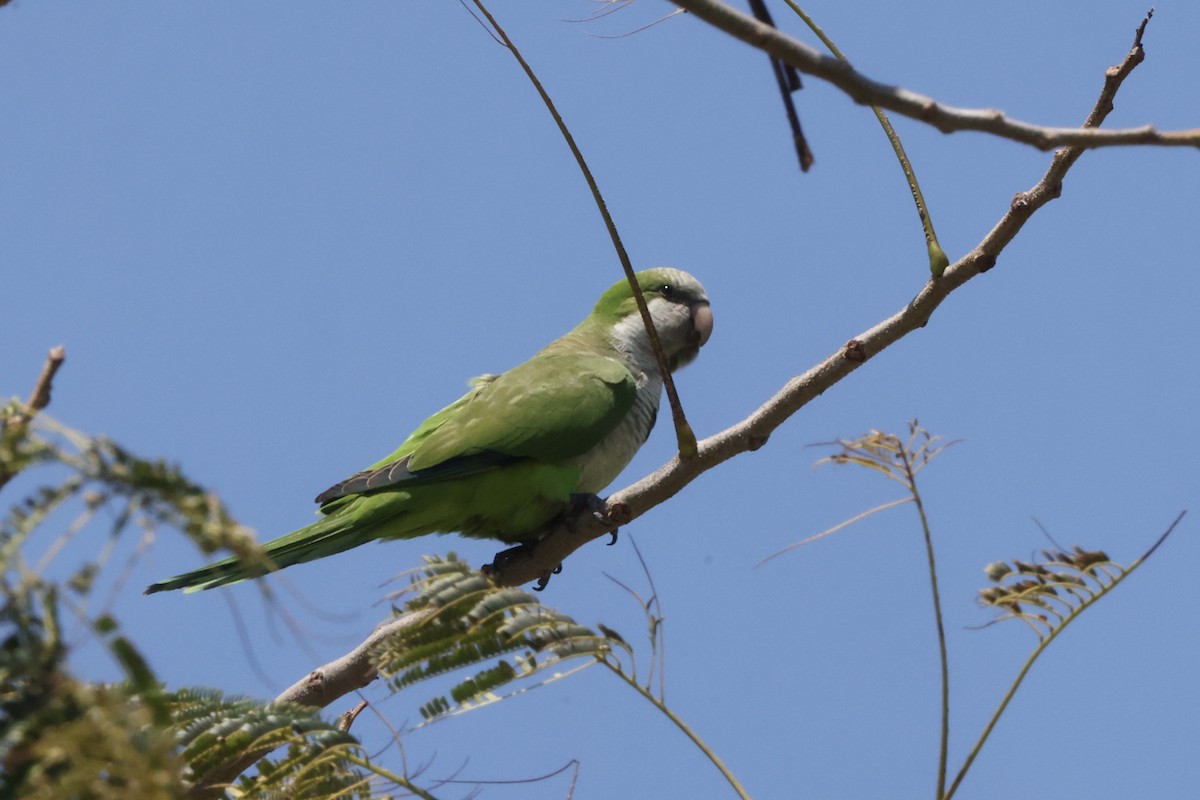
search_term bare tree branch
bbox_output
[669,1,1193,152]
[23,346,67,415]
[0,345,66,491]
[272,610,434,708]
[184,610,435,799]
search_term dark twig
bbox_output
[747,0,813,171]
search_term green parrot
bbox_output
[146,268,712,593]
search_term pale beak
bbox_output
[692,301,714,347]
[671,301,713,371]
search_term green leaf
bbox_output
[374,555,616,722]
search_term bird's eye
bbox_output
[659,284,675,299]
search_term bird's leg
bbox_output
[567,493,619,545]
[482,495,618,589]
[482,544,564,591]
[485,542,535,573]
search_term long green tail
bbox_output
[145,502,389,593]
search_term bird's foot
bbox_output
[482,544,563,591]
[534,563,563,592]
[484,542,534,575]
[567,493,619,545]
[567,493,607,525]
[481,496,624,589]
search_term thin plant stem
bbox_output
[344,752,439,800]
[756,496,912,568]
[468,0,697,456]
[602,660,752,800]
[779,2,949,276]
[898,444,950,799]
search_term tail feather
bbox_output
[145,499,397,593]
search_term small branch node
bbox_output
[607,502,633,526]
[843,339,868,363]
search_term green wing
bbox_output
[315,353,635,506]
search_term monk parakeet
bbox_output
[146,268,712,593]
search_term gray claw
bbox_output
[533,563,562,592]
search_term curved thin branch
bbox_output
[471,0,698,456]
[781,0,948,276]
[670,1,1190,151]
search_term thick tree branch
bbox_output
[272,610,434,707]
[670,0,1193,152]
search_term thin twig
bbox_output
[0,345,66,491]
[747,0,813,171]
[897,443,950,799]
[336,699,369,732]
[343,753,440,800]
[780,0,947,276]
[25,346,66,413]
[602,660,751,800]
[755,496,912,568]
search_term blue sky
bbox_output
[3,2,1198,798]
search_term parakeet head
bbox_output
[594,268,713,372]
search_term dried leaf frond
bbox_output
[977,524,1177,641]
[815,419,959,491]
